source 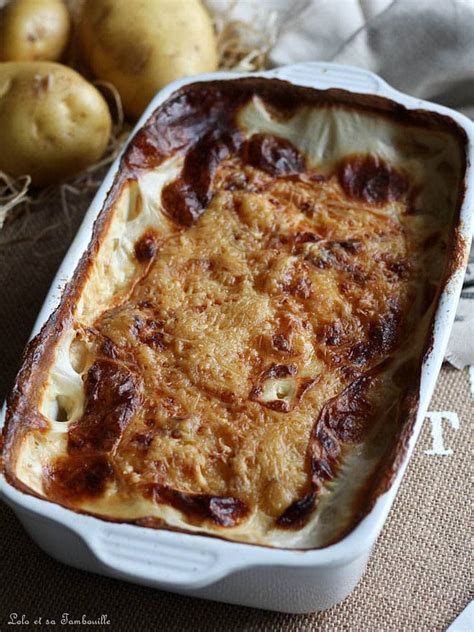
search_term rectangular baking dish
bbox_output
[1,62,473,613]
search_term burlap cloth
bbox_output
[0,186,472,631]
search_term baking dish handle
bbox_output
[267,62,392,96]
[86,523,253,589]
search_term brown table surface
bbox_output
[0,188,471,631]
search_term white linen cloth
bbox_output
[207,0,474,367]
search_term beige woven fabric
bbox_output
[0,190,472,631]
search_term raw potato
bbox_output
[0,62,112,185]
[0,0,71,62]
[79,0,218,119]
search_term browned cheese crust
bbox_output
[2,79,467,548]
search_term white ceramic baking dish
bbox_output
[1,62,473,614]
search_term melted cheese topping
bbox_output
[10,90,462,548]
[29,157,429,544]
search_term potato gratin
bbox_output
[2,79,466,548]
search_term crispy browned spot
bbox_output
[146,485,247,527]
[44,455,114,502]
[244,134,306,176]
[348,305,401,366]
[134,317,166,350]
[68,359,141,454]
[315,374,373,445]
[261,363,297,379]
[134,233,158,262]
[338,154,408,205]
[161,132,241,226]
[276,492,316,528]
[100,337,119,359]
[272,334,292,354]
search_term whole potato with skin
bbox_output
[79,0,218,119]
[0,0,71,62]
[0,62,112,186]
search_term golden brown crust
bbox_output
[1,78,468,549]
